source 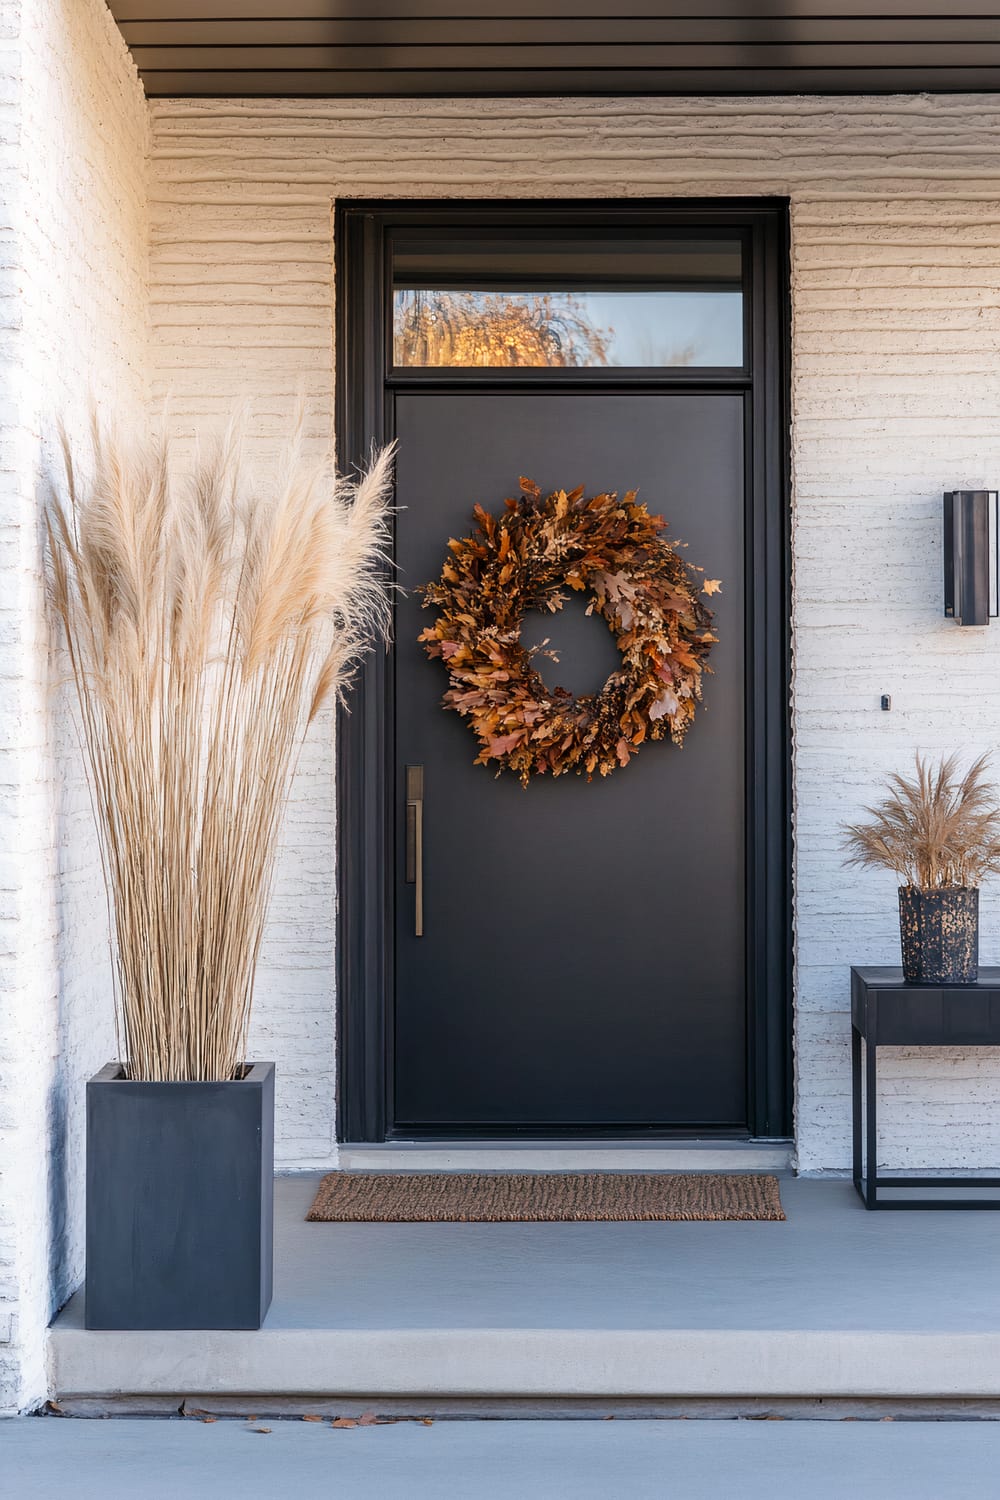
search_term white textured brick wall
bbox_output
[147,95,1000,1177]
[0,0,146,1414]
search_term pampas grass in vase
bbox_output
[842,753,1000,983]
[47,413,394,1081]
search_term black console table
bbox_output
[852,966,1000,1208]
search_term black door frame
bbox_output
[335,197,791,1143]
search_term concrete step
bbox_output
[49,1175,1000,1407]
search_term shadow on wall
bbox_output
[44,451,116,1322]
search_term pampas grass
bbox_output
[47,412,394,1082]
[842,753,1000,891]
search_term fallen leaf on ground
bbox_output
[332,1418,357,1429]
[358,1412,378,1426]
[421,1418,434,1426]
[252,1427,271,1434]
[302,1414,323,1422]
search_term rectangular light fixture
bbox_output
[943,490,999,626]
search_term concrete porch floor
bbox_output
[49,1176,1000,1409]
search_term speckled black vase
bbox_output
[898,887,979,984]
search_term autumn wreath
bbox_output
[419,478,720,785]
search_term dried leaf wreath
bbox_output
[419,478,720,784]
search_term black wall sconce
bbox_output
[944,490,999,626]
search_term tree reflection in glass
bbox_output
[394,290,611,368]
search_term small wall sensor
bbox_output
[880,694,892,711]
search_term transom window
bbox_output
[390,232,745,371]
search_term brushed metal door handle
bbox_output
[405,765,424,937]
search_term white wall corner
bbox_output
[0,0,148,1417]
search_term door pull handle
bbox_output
[405,765,424,937]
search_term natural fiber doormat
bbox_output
[306,1172,784,1223]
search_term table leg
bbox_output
[852,1024,862,1193]
[865,1035,878,1208]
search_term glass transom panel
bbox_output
[391,234,745,371]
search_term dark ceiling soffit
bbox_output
[126,48,1000,69]
[131,72,1000,99]
[108,3,1000,97]
[118,23,1000,45]
[108,1,1000,16]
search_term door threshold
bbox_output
[338,1139,793,1173]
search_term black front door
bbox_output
[394,392,745,1130]
[336,201,790,1140]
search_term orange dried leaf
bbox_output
[420,480,717,782]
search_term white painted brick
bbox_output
[0,0,146,1417]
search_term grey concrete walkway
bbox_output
[50,1177,1000,1401]
[5,1417,1000,1499]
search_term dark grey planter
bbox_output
[86,1061,274,1330]
[898,887,979,985]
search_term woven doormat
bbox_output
[306,1171,784,1223]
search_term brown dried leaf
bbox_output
[421,480,717,782]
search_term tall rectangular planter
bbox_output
[86,1061,274,1330]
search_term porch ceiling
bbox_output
[110,1,1000,99]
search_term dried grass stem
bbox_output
[842,752,1000,892]
[47,413,393,1082]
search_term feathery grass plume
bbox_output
[46,411,394,1082]
[842,753,1000,891]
